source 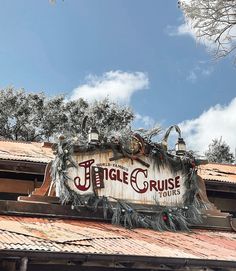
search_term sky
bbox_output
[0,0,236,156]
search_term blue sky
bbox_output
[0,0,236,154]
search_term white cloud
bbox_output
[179,97,236,155]
[166,23,196,39]
[186,70,197,83]
[180,23,218,50]
[70,70,149,103]
[167,8,236,54]
[186,65,213,83]
[201,67,213,76]
[177,22,193,36]
[167,22,215,50]
[134,113,155,128]
[166,24,215,82]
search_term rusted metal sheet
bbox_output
[0,216,123,243]
[0,215,236,261]
[0,140,54,163]
[65,150,187,206]
[198,163,236,184]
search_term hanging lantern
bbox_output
[88,126,99,145]
[175,137,186,156]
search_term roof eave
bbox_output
[0,250,236,269]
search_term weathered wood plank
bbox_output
[0,179,40,194]
[0,200,234,231]
[18,195,60,204]
[31,162,55,196]
[0,160,46,175]
[0,261,16,271]
[0,200,110,220]
[28,264,152,271]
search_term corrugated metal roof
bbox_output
[198,163,236,184]
[0,215,236,261]
[0,140,54,163]
[0,139,235,186]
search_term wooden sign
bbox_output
[65,150,187,206]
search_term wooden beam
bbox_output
[18,195,60,204]
[206,182,236,194]
[31,162,55,196]
[0,160,46,175]
[28,264,154,271]
[0,260,16,271]
[0,200,234,231]
[0,200,110,220]
[1,250,236,270]
[0,179,40,194]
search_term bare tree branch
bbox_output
[179,0,236,62]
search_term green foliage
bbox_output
[205,138,235,164]
[0,88,134,142]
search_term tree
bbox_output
[0,87,134,142]
[204,138,235,164]
[0,88,44,141]
[179,0,236,61]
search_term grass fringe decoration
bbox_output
[51,137,206,231]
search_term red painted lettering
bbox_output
[74,159,95,191]
[150,180,158,191]
[123,172,129,184]
[157,180,165,191]
[130,168,148,194]
[103,168,109,180]
[168,178,174,190]
[116,169,122,182]
[175,176,180,188]
[109,169,116,180]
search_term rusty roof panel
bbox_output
[0,215,236,261]
[0,139,235,185]
[198,163,236,184]
[0,140,54,163]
